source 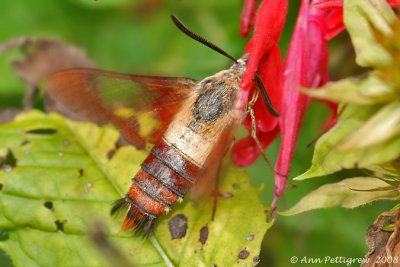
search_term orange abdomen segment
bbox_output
[111,138,201,236]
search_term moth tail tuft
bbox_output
[111,197,157,238]
[111,198,129,217]
[124,204,156,238]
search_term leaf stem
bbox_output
[150,236,175,267]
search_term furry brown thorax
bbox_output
[163,53,249,166]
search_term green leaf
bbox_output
[367,161,400,178]
[296,104,400,180]
[339,100,400,150]
[300,73,397,105]
[280,177,400,216]
[344,0,396,67]
[0,110,268,267]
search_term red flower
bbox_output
[274,1,331,202]
[232,0,287,166]
[313,0,400,40]
[272,0,399,202]
[233,44,282,166]
[239,0,288,93]
[234,0,400,205]
[233,0,336,204]
[240,0,258,37]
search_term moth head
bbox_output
[229,53,249,76]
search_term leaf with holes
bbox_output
[0,110,269,267]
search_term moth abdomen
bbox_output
[111,137,201,236]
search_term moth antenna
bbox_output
[171,14,238,63]
[254,73,280,117]
[171,14,280,118]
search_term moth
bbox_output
[46,15,279,237]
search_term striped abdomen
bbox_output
[111,137,201,236]
[111,56,245,236]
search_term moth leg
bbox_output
[23,84,37,110]
[247,106,274,169]
[247,92,285,176]
[211,164,223,221]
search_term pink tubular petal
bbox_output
[307,10,330,87]
[324,9,344,40]
[313,0,400,8]
[312,0,343,9]
[312,0,344,40]
[240,0,258,37]
[274,1,329,198]
[314,0,399,40]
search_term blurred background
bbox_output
[0,0,394,266]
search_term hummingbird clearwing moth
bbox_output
[46,14,279,237]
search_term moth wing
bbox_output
[192,120,240,198]
[46,68,197,149]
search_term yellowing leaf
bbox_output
[344,0,396,67]
[280,177,400,216]
[296,105,400,180]
[300,73,396,105]
[0,110,268,267]
[339,100,400,150]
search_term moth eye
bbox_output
[202,78,213,87]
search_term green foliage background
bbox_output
[0,0,394,266]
